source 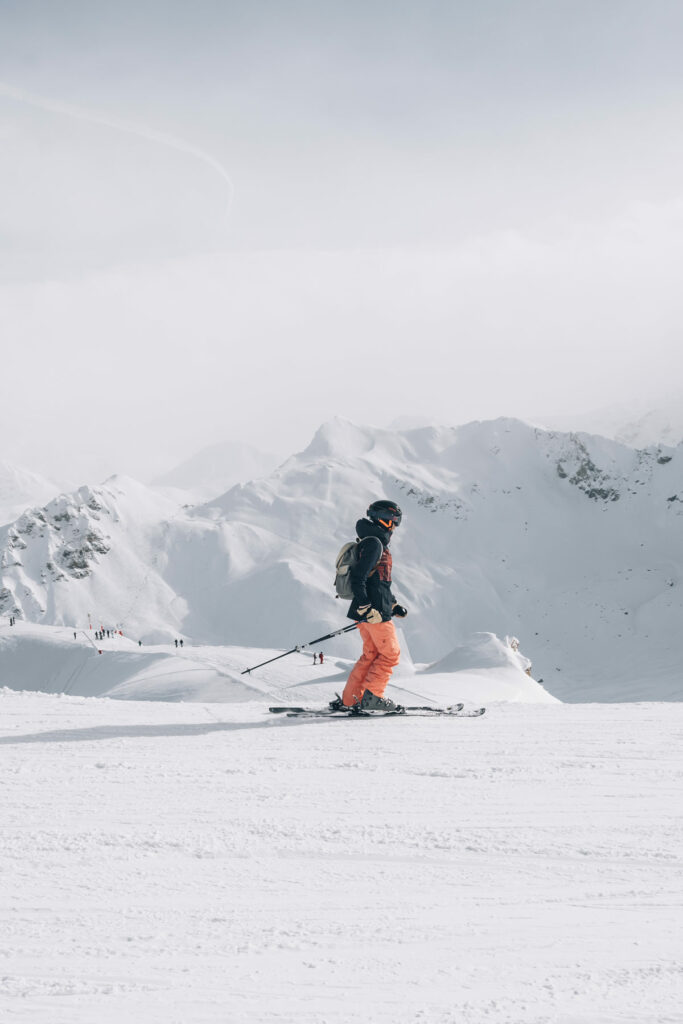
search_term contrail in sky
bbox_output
[0,80,235,224]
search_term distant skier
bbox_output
[313,653,317,665]
[319,651,324,664]
[332,500,407,712]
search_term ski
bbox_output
[268,703,486,719]
[268,703,464,714]
[285,708,485,719]
[403,703,465,713]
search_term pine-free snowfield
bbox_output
[1,692,681,1024]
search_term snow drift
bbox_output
[0,622,555,706]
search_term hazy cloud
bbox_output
[1,1,682,479]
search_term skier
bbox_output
[332,500,407,712]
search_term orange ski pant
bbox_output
[342,621,401,706]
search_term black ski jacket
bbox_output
[347,518,396,623]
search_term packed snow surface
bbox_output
[1,689,681,1024]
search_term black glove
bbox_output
[392,604,408,618]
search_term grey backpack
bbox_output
[334,537,380,599]
[334,541,361,599]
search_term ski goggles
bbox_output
[378,517,399,530]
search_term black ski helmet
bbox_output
[366,500,402,528]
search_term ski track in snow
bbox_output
[1,692,681,1023]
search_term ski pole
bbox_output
[241,623,358,674]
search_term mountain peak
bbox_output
[303,418,376,458]
[0,461,62,527]
[152,441,280,500]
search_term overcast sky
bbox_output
[1,0,683,482]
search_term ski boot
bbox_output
[359,690,404,713]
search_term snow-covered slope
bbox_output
[193,417,683,700]
[2,688,681,1024]
[0,461,62,526]
[1,418,683,701]
[0,475,185,643]
[0,622,553,706]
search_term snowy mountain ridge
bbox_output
[1,417,682,702]
[151,439,281,500]
[542,392,683,450]
[0,461,64,527]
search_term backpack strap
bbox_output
[356,535,383,577]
